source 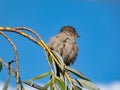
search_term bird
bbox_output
[48,26,79,76]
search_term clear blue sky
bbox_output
[0,0,120,86]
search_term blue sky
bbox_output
[0,0,120,89]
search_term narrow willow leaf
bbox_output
[52,50,64,71]
[22,81,43,90]
[0,62,2,72]
[42,79,52,90]
[52,57,57,76]
[52,50,64,77]
[47,52,53,65]
[29,72,51,81]
[75,86,82,90]
[54,76,65,90]
[3,75,11,90]
[55,76,70,90]
[50,81,54,90]
[52,50,64,65]
[65,66,90,81]
[50,76,56,90]
[73,79,82,87]
[75,79,100,90]
[64,76,70,90]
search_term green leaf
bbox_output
[0,62,2,72]
[52,50,65,76]
[3,75,11,90]
[75,79,100,90]
[65,66,90,81]
[52,50,64,68]
[75,86,82,90]
[54,76,70,90]
[47,52,53,65]
[29,72,51,81]
[42,79,52,90]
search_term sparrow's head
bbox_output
[60,26,80,38]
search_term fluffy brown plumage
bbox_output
[48,26,79,76]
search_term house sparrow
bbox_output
[48,26,79,76]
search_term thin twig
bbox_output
[15,27,42,40]
[0,58,15,76]
[0,28,45,48]
[0,26,42,40]
[8,60,15,74]
[0,31,19,90]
